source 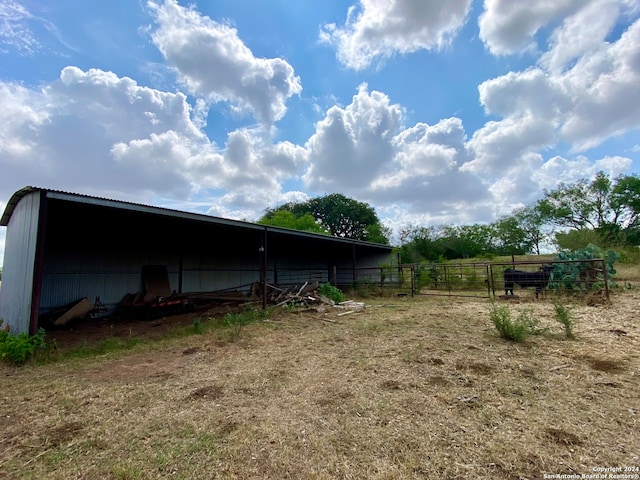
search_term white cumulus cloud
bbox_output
[148,0,301,125]
[467,5,640,175]
[304,83,403,191]
[303,85,493,223]
[478,0,586,56]
[321,0,472,70]
[0,67,306,213]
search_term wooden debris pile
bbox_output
[253,281,367,313]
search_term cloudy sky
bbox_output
[1,0,639,261]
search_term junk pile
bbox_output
[118,265,194,319]
[252,281,366,313]
[41,296,110,328]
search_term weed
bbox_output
[192,317,203,334]
[489,304,531,342]
[0,320,52,365]
[223,308,269,340]
[318,283,345,303]
[553,301,575,339]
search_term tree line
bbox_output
[258,172,640,262]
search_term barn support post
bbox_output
[29,191,48,335]
[178,250,184,294]
[351,243,357,286]
[261,227,268,309]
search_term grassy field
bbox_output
[1,278,639,479]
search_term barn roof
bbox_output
[1,186,392,250]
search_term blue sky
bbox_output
[1,0,639,262]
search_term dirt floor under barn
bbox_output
[1,286,639,479]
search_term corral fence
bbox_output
[346,259,610,300]
[187,259,610,304]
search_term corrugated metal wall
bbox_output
[2,192,392,325]
[40,250,181,313]
[0,192,40,334]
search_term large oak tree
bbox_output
[260,193,390,244]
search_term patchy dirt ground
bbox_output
[1,287,639,480]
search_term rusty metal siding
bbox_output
[0,192,40,334]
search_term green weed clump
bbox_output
[489,304,534,342]
[192,317,203,334]
[223,308,269,340]
[0,320,51,365]
[553,301,575,339]
[318,283,345,303]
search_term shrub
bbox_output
[0,320,50,365]
[489,304,532,342]
[553,301,575,339]
[223,308,269,340]
[318,283,345,303]
[192,317,203,334]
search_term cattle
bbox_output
[504,265,553,298]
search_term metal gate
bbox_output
[412,263,492,298]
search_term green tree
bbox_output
[440,224,494,259]
[398,226,443,263]
[258,210,329,235]
[610,174,640,243]
[400,223,496,261]
[261,193,390,244]
[537,172,640,247]
[491,215,529,255]
[491,206,549,255]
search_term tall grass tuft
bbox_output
[489,304,531,342]
[553,301,575,339]
[223,308,269,340]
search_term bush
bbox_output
[0,320,50,365]
[318,283,345,303]
[223,308,269,340]
[489,304,533,342]
[553,301,575,339]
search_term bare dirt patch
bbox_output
[1,288,639,479]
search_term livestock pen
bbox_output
[349,259,611,300]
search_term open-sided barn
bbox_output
[0,187,393,334]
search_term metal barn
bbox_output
[0,187,393,334]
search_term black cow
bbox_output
[504,265,553,298]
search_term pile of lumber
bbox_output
[259,281,366,313]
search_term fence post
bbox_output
[485,264,491,298]
[489,264,496,299]
[411,266,415,297]
[602,258,610,300]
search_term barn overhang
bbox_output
[0,187,393,334]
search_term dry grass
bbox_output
[1,287,639,479]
